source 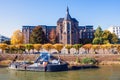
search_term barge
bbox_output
[9,52,68,72]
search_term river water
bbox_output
[0,65,120,80]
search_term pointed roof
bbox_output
[64,7,71,21]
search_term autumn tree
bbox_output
[49,29,56,44]
[82,44,92,54]
[92,45,100,54]
[53,44,63,54]
[8,45,17,54]
[11,30,24,45]
[33,44,42,52]
[0,43,8,53]
[30,26,48,44]
[42,43,53,53]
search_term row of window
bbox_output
[82,33,93,35]
[113,27,120,29]
[82,36,93,38]
[113,30,120,33]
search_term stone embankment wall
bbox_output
[1,54,120,64]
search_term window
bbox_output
[88,36,89,38]
[90,36,93,38]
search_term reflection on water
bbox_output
[1,65,120,80]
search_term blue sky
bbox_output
[0,0,120,37]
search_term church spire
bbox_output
[66,6,69,14]
[64,6,71,21]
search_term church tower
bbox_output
[56,7,79,44]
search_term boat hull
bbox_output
[9,63,68,72]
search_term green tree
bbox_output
[16,44,25,54]
[65,44,72,54]
[94,26,103,38]
[111,33,118,44]
[30,26,48,44]
[73,44,82,54]
[25,44,34,54]
[8,45,17,54]
[93,26,103,44]
[102,30,112,44]
[102,30,118,44]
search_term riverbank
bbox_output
[1,54,120,66]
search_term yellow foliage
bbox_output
[65,44,72,50]
[11,30,24,45]
[0,43,8,53]
[53,44,63,52]
[92,45,100,50]
[42,43,53,51]
[33,44,42,51]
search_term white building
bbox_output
[108,26,120,38]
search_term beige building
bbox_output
[22,7,94,44]
[56,7,79,44]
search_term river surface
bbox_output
[0,65,120,80]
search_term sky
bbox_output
[0,0,120,37]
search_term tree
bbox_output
[16,44,25,54]
[33,44,42,52]
[42,43,53,53]
[53,44,63,54]
[111,33,118,44]
[93,26,103,44]
[0,43,8,53]
[25,44,34,54]
[30,26,48,44]
[92,37,103,44]
[65,44,72,54]
[102,30,112,44]
[82,44,92,54]
[92,45,100,54]
[8,45,17,54]
[49,29,56,44]
[73,44,82,54]
[11,30,24,45]
[94,26,103,38]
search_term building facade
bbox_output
[22,7,94,44]
[56,7,79,44]
[108,26,120,39]
[0,34,10,43]
[22,25,56,43]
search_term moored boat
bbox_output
[9,52,68,72]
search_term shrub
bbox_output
[81,57,97,64]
